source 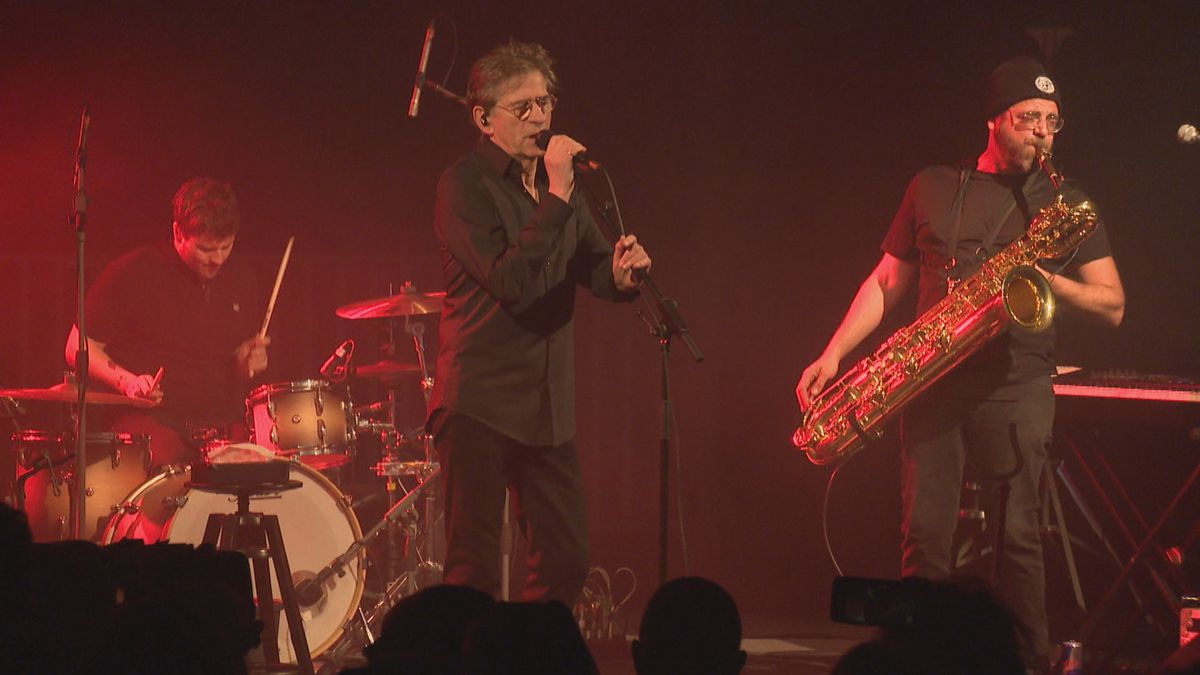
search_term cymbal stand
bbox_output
[372,289,442,589]
[405,312,442,586]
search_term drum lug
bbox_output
[112,447,121,470]
[163,495,188,510]
[318,419,327,444]
[270,425,279,446]
[85,487,95,497]
[267,398,276,420]
[120,501,140,515]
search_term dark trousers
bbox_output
[431,411,589,606]
[899,377,1054,660]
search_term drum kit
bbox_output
[2,283,447,671]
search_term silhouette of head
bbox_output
[363,584,495,674]
[460,600,598,674]
[632,576,747,675]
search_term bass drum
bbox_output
[103,443,365,663]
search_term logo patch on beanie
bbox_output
[1035,76,1055,94]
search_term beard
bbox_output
[996,130,1050,174]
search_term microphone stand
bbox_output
[71,104,91,540]
[574,170,703,586]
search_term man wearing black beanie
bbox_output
[798,55,1125,667]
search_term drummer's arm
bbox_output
[232,335,270,381]
[64,325,162,402]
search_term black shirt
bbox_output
[86,241,263,426]
[882,166,1112,394]
[429,138,636,446]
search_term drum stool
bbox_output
[187,469,313,675]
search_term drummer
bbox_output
[64,177,269,468]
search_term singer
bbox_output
[426,41,651,605]
[64,178,269,469]
[795,57,1124,667]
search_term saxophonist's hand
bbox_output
[797,353,839,411]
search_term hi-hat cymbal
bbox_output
[352,359,422,381]
[336,287,446,319]
[0,383,155,407]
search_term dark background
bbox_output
[2,1,1198,623]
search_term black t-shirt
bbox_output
[86,241,263,426]
[882,166,1112,395]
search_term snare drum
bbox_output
[247,380,355,470]
[15,430,151,542]
[104,443,366,662]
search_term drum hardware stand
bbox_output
[299,465,438,599]
[371,288,443,587]
[300,467,441,674]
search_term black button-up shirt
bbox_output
[429,138,635,446]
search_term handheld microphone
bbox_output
[535,130,601,170]
[1178,124,1199,145]
[407,21,436,119]
[319,339,355,382]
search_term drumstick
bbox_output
[150,366,164,391]
[259,236,294,338]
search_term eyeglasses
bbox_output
[1009,109,1064,133]
[493,94,558,122]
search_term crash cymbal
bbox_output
[336,286,446,319]
[352,359,422,381]
[0,383,155,407]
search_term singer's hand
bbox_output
[234,335,270,379]
[613,235,651,291]
[544,134,586,204]
[796,353,839,410]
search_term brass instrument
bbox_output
[793,152,1097,466]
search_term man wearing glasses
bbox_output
[796,56,1124,665]
[428,41,651,604]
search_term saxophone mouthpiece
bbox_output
[1037,148,1063,190]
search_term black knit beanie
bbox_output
[983,56,1061,120]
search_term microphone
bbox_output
[319,339,355,382]
[407,21,436,119]
[535,130,601,170]
[1178,124,1199,145]
[294,577,325,608]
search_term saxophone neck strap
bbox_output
[943,169,1021,288]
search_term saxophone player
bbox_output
[796,56,1124,665]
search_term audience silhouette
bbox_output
[351,584,494,674]
[831,577,1029,675]
[460,599,598,674]
[632,576,747,675]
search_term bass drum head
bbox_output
[104,445,365,662]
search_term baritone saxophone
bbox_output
[793,151,1097,466]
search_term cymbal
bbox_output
[352,359,422,381]
[0,383,155,408]
[336,287,446,319]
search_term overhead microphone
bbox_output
[1178,124,1199,145]
[535,130,601,170]
[407,20,436,119]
